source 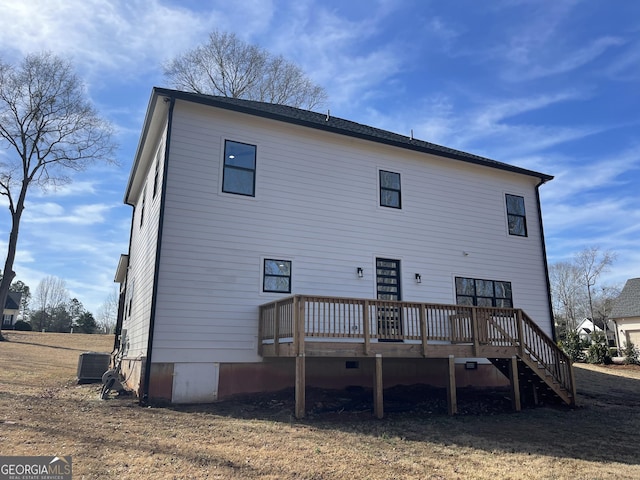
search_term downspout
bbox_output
[141,95,175,405]
[535,177,557,342]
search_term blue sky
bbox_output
[1,0,638,314]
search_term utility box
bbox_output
[77,352,110,383]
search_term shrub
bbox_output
[13,320,32,331]
[609,347,619,358]
[560,330,585,363]
[621,342,639,365]
[586,331,612,364]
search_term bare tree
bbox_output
[550,246,617,342]
[549,261,584,332]
[96,287,118,334]
[0,52,115,340]
[32,276,70,331]
[164,31,327,110]
[574,247,616,323]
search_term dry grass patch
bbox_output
[1,331,639,479]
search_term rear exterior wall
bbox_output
[150,100,552,374]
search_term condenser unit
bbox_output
[77,352,111,383]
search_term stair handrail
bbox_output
[518,309,574,396]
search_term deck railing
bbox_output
[258,295,574,401]
[259,295,525,345]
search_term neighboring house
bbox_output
[114,88,574,416]
[575,318,616,346]
[576,318,603,343]
[609,278,640,351]
[2,292,22,329]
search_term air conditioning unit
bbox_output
[77,352,111,383]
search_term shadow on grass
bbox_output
[4,337,101,353]
[0,392,261,478]
[165,366,640,467]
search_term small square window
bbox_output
[506,194,527,236]
[263,259,291,293]
[223,140,256,196]
[380,170,401,209]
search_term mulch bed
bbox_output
[200,384,519,419]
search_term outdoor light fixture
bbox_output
[415,273,422,283]
[357,267,364,278]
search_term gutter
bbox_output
[141,94,175,405]
[535,176,557,342]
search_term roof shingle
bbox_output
[609,278,640,319]
[4,291,21,311]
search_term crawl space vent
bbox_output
[77,352,110,383]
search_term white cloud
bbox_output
[0,0,264,82]
[506,36,625,81]
[23,202,116,225]
[605,40,640,81]
[257,1,407,112]
[351,89,600,163]
[541,146,640,202]
[31,181,97,198]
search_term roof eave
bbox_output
[124,89,171,205]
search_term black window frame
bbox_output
[506,194,527,237]
[139,185,146,227]
[152,150,161,199]
[222,140,257,197]
[263,259,292,293]
[379,170,402,209]
[455,277,513,308]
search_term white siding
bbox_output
[121,127,167,358]
[150,101,552,364]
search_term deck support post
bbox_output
[509,355,521,412]
[419,304,428,357]
[568,362,577,407]
[363,300,370,356]
[373,354,383,419]
[532,382,539,406]
[274,301,280,356]
[446,355,457,415]
[295,354,306,419]
[471,309,480,356]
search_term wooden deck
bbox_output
[259,295,576,418]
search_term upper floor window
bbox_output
[153,149,161,199]
[139,185,146,227]
[263,259,291,293]
[223,140,256,196]
[380,170,401,209]
[455,277,513,308]
[506,194,527,236]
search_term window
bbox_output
[2,314,13,326]
[263,259,291,293]
[153,148,161,199]
[455,277,513,308]
[379,170,401,209]
[506,194,527,236]
[139,185,146,227]
[223,140,256,196]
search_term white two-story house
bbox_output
[114,88,574,416]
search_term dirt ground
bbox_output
[1,331,639,479]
